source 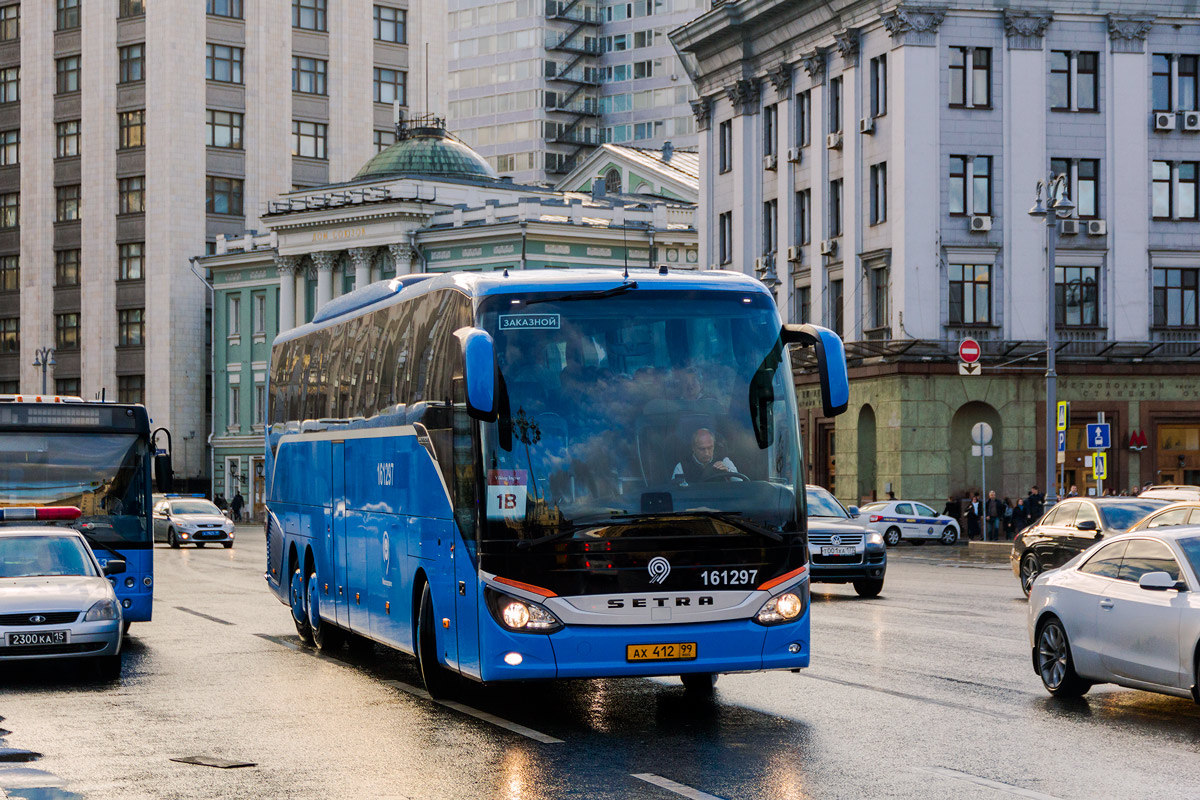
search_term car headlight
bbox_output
[84,598,120,622]
[755,587,808,625]
[866,532,884,546]
[484,587,562,633]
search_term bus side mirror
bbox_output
[456,327,499,423]
[781,323,849,418]
[103,559,127,576]
[155,454,174,493]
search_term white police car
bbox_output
[859,500,960,546]
[153,495,234,549]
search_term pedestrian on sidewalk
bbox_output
[1003,497,1014,539]
[231,492,244,522]
[1012,497,1028,536]
[986,490,1002,541]
[1027,486,1044,521]
[966,492,982,540]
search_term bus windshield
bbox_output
[477,289,802,544]
[0,432,150,545]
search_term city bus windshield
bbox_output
[477,289,802,545]
[0,433,150,545]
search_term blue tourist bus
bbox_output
[265,269,848,695]
[0,397,154,626]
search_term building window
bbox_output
[1154,268,1199,328]
[55,56,80,95]
[227,294,241,336]
[0,129,16,165]
[950,155,991,216]
[796,285,811,325]
[870,162,887,225]
[0,316,16,353]
[763,199,777,255]
[206,44,244,85]
[118,309,144,347]
[829,76,842,134]
[254,384,265,426]
[118,375,144,404]
[118,110,145,149]
[1051,51,1098,112]
[55,185,80,222]
[0,254,15,291]
[828,278,844,338]
[0,191,16,228]
[718,119,732,173]
[1056,266,1099,328]
[55,313,79,351]
[207,0,242,18]
[870,54,887,117]
[55,249,80,286]
[949,47,991,108]
[870,265,889,330]
[118,242,144,280]
[973,156,992,216]
[293,57,327,95]
[293,0,326,30]
[56,0,78,30]
[1150,54,1200,113]
[948,264,991,325]
[56,120,79,158]
[374,129,395,152]
[119,0,145,18]
[206,176,244,216]
[829,178,843,237]
[206,110,243,149]
[374,5,406,43]
[1051,158,1100,219]
[1154,161,1200,220]
[56,378,79,396]
[796,90,811,147]
[373,67,405,105]
[252,292,266,335]
[0,66,17,103]
[1153,54,1172,112]
[118,177,145,215]
[0,5,18,42]
[763,103,776,157]
[228,384,240,428]
[292,120,328,160]
[1182,56,1200,112]
[119,44,144,84]
[796,188,811,245]
[718,211,732,265]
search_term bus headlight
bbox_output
[755,589,807,625]
[84,598,119,622]
[484,587,562,634]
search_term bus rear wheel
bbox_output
[416,583,454,699]
[308,570,344,652]
[290,567,313,644]
[681,673,718,696]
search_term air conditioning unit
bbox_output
[969,215,992,232]
[786,147,802,164]
[1182,111,1200,131]
[1086,219,1107,236]
[1155,112,1176,131]
[763,153,778,171]
[1060,219,1080,235]
[859,117,874,134]
[819,239,838,256]
[786,246,802,262]
[826,132,843,150]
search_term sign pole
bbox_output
[981,447,987,541]
[1097,412,1104,496]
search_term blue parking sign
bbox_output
[1086,424,1111,450]
[1057,431,1066,452]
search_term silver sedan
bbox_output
[0,526,124,678]
[1028,527,1200,703]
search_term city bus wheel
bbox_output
[417,583,454,699]
[681,673,717,696]
[290,567,313,644]
[167,529,180,549]
[308,570,344,652]
[884,527,901,547]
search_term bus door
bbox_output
[453,529,480,679]
[331,441,349,629]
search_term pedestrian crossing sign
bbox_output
[1056,401,1068,432]
[1093,452,1107,481]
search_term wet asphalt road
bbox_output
[2,532,1199,800]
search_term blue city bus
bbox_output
[265,269,848,695]
[0,397,154,625]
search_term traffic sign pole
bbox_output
[1097,412,1104,496]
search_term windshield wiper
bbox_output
[524,281,637,306]
[515,521,611,550]
[607,510,786,542]
[79,530,126,559]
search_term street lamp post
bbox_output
[1029,176,1075,511]
[31,347,55,395]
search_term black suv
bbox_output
[805,485,887,598]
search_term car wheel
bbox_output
[195,542,206,548]
[681,673,718,695]
[222,542,234,549]
[122,620,131,635]
[940,526,958,546]
[167,529,179,549]
[92,654,122,681]
[853,578,884,598]
[308,570,345,652]
[1020,553,1041,597]
[884,527,902,547]
[290,567,313,644]
[416,583,454,699]
[1036,616,1090,698]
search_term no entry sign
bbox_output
[958,338,982,364]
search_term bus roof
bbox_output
[276,268,770,346]
[0,399,150,433]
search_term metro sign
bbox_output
[958,338,982,364]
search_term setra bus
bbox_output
[0,396,155,626]
[265,269,848,695]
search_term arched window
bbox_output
[604,169,621,194]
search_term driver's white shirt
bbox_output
[672,455,737,479]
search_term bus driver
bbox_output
[672,427,737,483]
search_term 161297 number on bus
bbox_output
[700,569,758,586]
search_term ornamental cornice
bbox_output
[1003,10,1051,50]
[882,5,946,46]
[724,78,760,116]
[690,97,712,131]
[766,63,792,94]
[1108,14,1153,53]
[833,29,859,66]
[800,50,825,85]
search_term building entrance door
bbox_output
[250,456,265,521]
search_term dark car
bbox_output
[805,485,887,598]
[1011,497,1170,596]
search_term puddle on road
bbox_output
[0,721,84,799]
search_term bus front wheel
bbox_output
[416,583,454,699]
[681,673,718,696]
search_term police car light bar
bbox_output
[0,507,83,521]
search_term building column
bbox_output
[275,255,299,331]
[349,247,373,290]
[312,251,336,310]
[389,243,416,275]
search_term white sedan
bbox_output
[1028,527,1200,703]
[858,501,960,546]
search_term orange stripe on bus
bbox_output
[494,576,558,598]
[757,566,807,592]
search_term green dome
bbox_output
[354,125,499,181]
